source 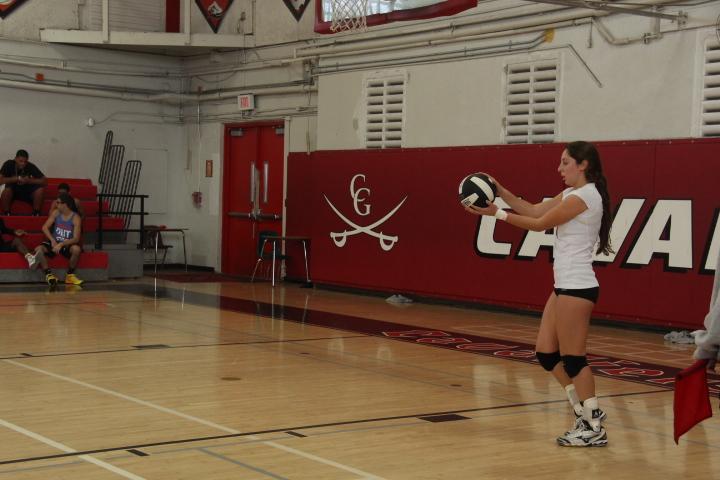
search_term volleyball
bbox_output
[459,173,497,207]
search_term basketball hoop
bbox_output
[328,0,368,32]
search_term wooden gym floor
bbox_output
[0,279,717,479]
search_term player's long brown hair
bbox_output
[57,192,79,214]
[565,141,613,256]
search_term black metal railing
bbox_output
[95,193,149,250]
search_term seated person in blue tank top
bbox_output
[32,192,84,286]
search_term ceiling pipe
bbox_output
[0,78,316,104]
[0,56,183,78]
[592,16,662,45]
[313,31,550,73]
[0,77,158,102]
[529,0,684,21]
[314,18,588,61]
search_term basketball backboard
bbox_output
[315,0,477,34]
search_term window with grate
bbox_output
[504,60,559,144]
[88,0,164,32]
[701,39,720,137]
[365,72,406,149]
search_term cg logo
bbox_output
[324,174,407,251]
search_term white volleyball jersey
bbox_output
[553,183,603,289]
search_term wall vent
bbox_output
[701,39,720,137]
[504,60,559,144]
[364,72,406,149]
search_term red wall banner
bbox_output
[286,139,719,329]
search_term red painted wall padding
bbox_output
[286,139,719,329]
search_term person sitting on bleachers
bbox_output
[0,149,47,216]
[49,183,85,218]
[33,193,84,286]
[0,217,37,268]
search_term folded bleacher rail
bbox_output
[96,193,149,250]
[97,130,113,189]
[105,145,125,212]
[116,160,143,240]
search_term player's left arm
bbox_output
[507,195,587,232]
[65,215,83,246]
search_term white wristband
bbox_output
[494,209,508,221]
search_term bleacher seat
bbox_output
[2,216,124,233]
[0,177,118,282]
[10,199,108,216]
[46,178,93,185]
[0,252,108,269]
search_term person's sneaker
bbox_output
[45,272,58,286]
[566,408,607,434]
[25,253,37,269]
[557,420,608,447]
[65,273,84,286]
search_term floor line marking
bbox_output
[0,389,668,466]
[100,283,701,391]
[198,448,291,480]
[0,335,366,361]
[3,359,386,479]
[0,417,145,480]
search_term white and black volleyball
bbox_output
[459,173,497,208]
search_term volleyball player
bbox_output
[465,141,613,447]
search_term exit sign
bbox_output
[238,94,255,111]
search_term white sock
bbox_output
[565,384,583,416]
[582,396,600,430]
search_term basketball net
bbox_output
[328,0,368,33]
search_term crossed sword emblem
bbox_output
[324,195,407,251]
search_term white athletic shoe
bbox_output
[557,419,608,447]
[566,408,607,434]
[25,253,37,269]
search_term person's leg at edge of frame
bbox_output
[65,245,84,285]
[535,293,584,418]
[0,188,13,215]
[11,237,37,268]
[35,245,57,286]
[555,294,607,447]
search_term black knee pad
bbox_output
[535,351,561,371]
[562,355,588,378]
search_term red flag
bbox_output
[674,359,712,443]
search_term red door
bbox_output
[222,122,285,276]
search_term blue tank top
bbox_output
[53,213,75,242]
